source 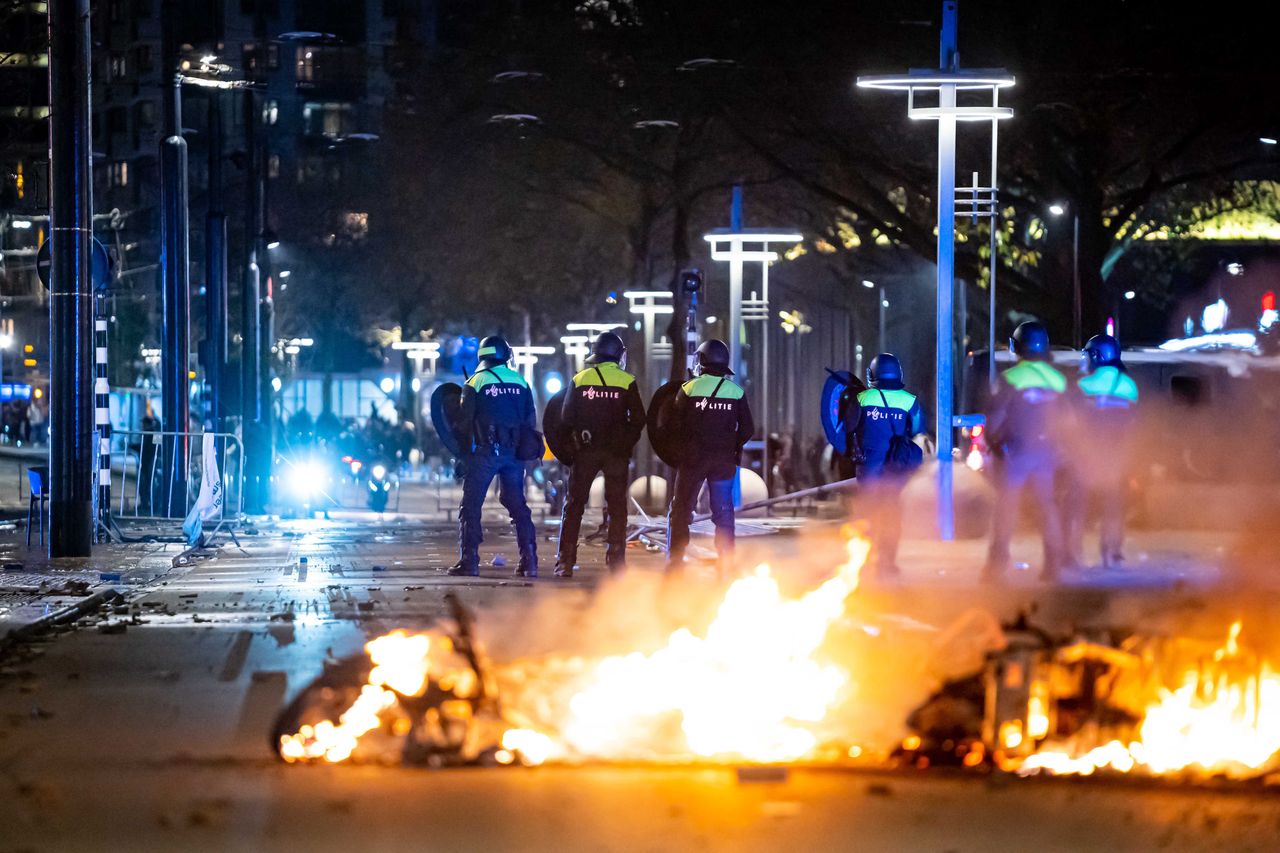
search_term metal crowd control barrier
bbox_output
[110,430,244,545]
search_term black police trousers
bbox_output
[557,449,629,570]
[458,450,537,571]
[667,459,735,565]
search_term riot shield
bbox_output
[647,380,685,467]
[430,382,467,457]
[820,368,865,455]
[541,387,575,465]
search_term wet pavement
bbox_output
[1,510,1276,851]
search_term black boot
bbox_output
[553,562,574,578]
[443,560,479,577]
[516,552,538,578]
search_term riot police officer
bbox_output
[1065,334,1139,568]
[983,321,1073,582]
[555,331,646,577]
[447,335,540,577]
[666,339,754,574]
[843,353,924,578]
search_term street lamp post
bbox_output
[858,0,1014,540]
[1050,203,1081,347]
[703,197,801,495]
[622,292,674,393]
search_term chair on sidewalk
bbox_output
[27,465,49,548]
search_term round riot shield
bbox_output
[647,380,685,467]
[541,387,576,465]
[820,369,864,455]
[430,382,466,457]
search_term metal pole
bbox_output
[159,1,189,517]
[241,87,264,513]
[205,91,228,433]
[935,2,959,541]
[728,186,743,375]
[988,108,999,387]
[1072,212,1081,347]
[878,286,887,352]
[761,261,770,495]
[46,0,95,556]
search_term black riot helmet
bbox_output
[1010,321,1051,361]
[1082,334,1122,372]
[585,331,626,366]
[477,335,512,367]
[695,339,733,376]
[867,353,904,390]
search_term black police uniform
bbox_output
[844,382,923,574]
[984,358,1073,580]
[666,372,754,568]
[455,363,538,576]
[556,360,645,574]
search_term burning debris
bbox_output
[273,593,551,767]
[274,530,1280,781]
[905,616,1280,780]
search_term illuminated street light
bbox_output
[510,345,557,387]
[623,292,675,391]
[1124,290,1137,301]
[858,0,1015,541]
[1262,137,1278,145]
[1048,203,1066,216]
[560,335,591,373]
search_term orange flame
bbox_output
[517,535,870,762]
[1020,621,1280,778]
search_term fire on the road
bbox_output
[278,529,1280,779]
[1017,621,1280,778]
[279,533,870,766]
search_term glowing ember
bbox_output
[1020,621,1280,778]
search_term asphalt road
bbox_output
[1,514,1277,851]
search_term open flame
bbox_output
[540,535,870,762]
[279,630,433,763]
[1018,621,1280,778]
[279,534,870,766]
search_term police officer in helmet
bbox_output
[1065,334,1139,568]
[447,335,540,577]
[555,331,646,577]
[843,353,924,578]
[666,339,754,574]
[983,321,1073,582]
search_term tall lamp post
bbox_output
[622,292,674,393]
[858,0,1013,540]
[1049,202,1081,347]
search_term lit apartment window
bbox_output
[262,99,278,126]
[268,155,280,179]
[296,47,316,83]
[110,54,127,80]
[301,102,353,138]
[108,161,129,188]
